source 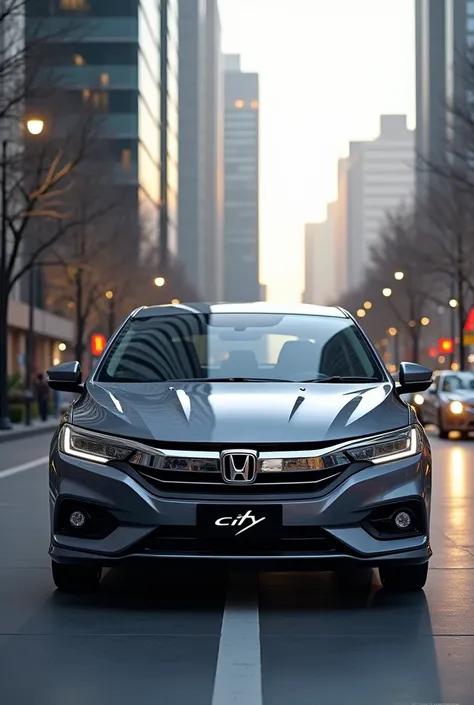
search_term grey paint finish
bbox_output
[49,447,430,562]
[71,380,408,444]
[46,304,431,570]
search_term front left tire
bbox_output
[379,562,428,592]
[52,561,102,593]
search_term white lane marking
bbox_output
[0,456,49,479]
[212,572,262,705]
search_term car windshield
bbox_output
[96,312,385,384]
[441,373,474,392]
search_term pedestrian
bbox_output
[35,373,49,421]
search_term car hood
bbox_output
[442,389,474,404]
[71,380,409,445]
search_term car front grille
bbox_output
[128,445,350,496]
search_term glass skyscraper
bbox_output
[25,0,178,261]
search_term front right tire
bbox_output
[379,562,428,592]
[52,561,102,593]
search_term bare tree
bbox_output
[46,204,135,366]
[366,209,438,363]
[0,1,108,427]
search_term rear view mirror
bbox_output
[47,361,83,393]
[398,362,432,395]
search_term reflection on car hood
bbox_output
[71,380,409,445]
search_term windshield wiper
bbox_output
[301,376,382,384]
[166,377,295,383]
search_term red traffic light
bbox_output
[438,337,454,354]
[428,346,438,358]
[91,333,107,356]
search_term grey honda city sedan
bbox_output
[46,303,433,593]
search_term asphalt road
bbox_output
[0,430,473,705]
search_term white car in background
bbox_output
[411,370,474,439]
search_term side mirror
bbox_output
[46,361,83,393]
[398,362,432,395]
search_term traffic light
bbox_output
[91,333,107,356]
[438,337,454,355]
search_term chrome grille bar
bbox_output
[138,470,342,487]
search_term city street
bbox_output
[0,430,473,705]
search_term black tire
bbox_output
[379,562,428,592]
[52,561,102,593]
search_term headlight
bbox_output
[346,427,421,465]
[449,401,464,415]
[413,394,424,405]
[60,425,132,464]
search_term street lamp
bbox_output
[105,290,115,338]
[382,287,392,297]
[363,301,372,310]
[449,298,459,308]
[23,118,46,427]
[356,308,366,318]
[171,298,180,304]
[421,317,430,326]
[26,119,45,136]
[394,271,404,281]
[154,276,166,287]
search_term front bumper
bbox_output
[441,406,474,431]
[49,447,432,569]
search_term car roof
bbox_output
[132,302,348,319]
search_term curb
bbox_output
[0,423,57,445]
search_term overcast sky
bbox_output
[218,0,416,302]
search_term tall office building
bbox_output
[178,0,223,300]
[415,1,474,199]
[333,158,350,299]
[160,0,179,259]
[223,54,260,302]
[415,0,446,199]
[345,116,415,291]
[302,203,337,306]
[445,1,473,163]
[25,0,178,262]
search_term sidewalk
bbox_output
[0,418,59,444]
